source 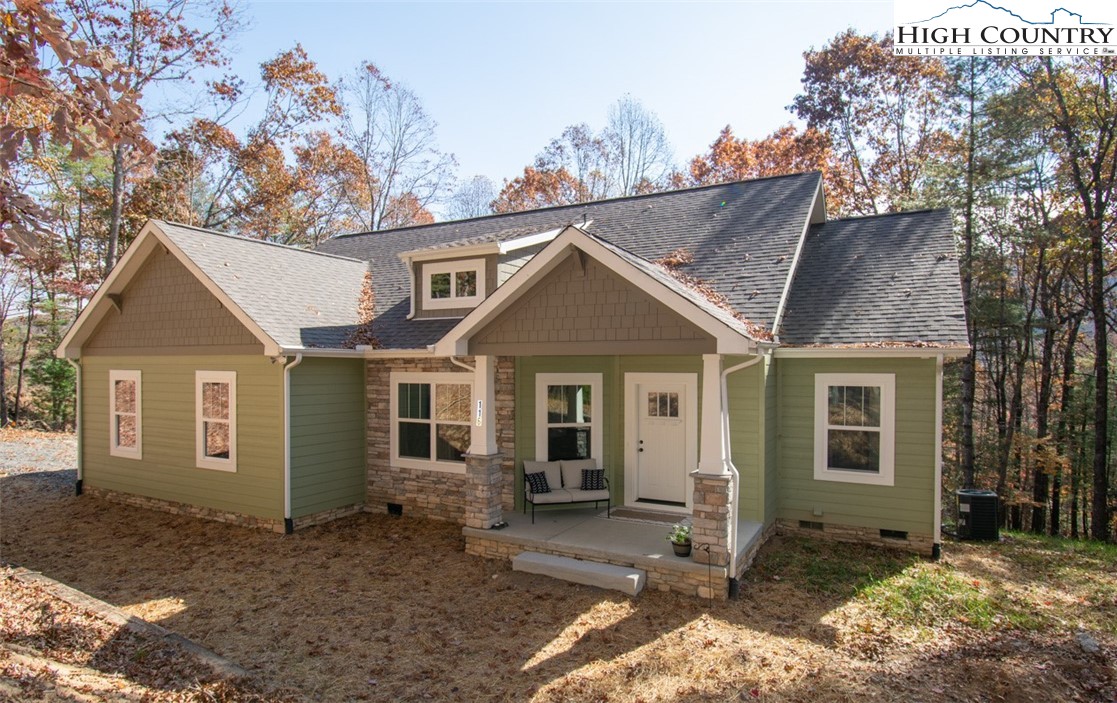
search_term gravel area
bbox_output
[0,429,77,476]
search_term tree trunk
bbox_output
[960,57,978,490]
[1088,222,1110,541]
[1052,316,1082,536]
[12,271,34,425]
[1032,317,1056,533]
[105,144,126,278]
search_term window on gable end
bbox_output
[109,370,142,459]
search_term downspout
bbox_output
[933,354,944,560]
[720,351,767,583]
[449,356,475,372]
[283,353,303,534]
[66,358,83,495]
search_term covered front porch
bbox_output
[463,507,766,599]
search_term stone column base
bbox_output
[690,471,733,567]
[464,452,504,529]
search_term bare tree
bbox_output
[336,63,456,230]
[604,95,673,195]
[446,175,495,221]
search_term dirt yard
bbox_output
[2,429,1114,702]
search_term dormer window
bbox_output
[423,259,486,310]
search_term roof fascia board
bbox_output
[771,176,825,341]
[398,243,499,263]
[498,222,585,254]
[57,221,163,358]
[279,346,435,359]
[774,346,970,359]
[435,226,754,356]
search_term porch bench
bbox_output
[523,459,611,523]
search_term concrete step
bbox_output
[512,551,646,596]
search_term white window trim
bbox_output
[196,370,237,472]
[422,258,486,310]
[108,370,142,460]
[535,372,603,463]
[814,372,895,486]
[389,371,473,475]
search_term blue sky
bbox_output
[229,1,892,188]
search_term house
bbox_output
[57,172,968,598]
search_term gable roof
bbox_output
[58,221,368,357]
[778,209,968,347]
[317,172,824,350]
[435,226,760,356]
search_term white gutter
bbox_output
[720,352,767,580]
[65,358,83,493]
[283,353,304,533]
[774,346,970,359]
[933,354,944,559]
[277,346,436,359]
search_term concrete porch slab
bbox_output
[465,508,764,580]
[513,552,646,596]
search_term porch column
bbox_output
[697,353,728,475]
[470,355,497,455]
[464,355,502,529]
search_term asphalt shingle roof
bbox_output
[778,209,968,347]
[317,173,822,348]
[158,222,369,349]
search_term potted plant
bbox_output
[666,522,692,557]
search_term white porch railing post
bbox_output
[471,354,497,456]
[697,353,728,475]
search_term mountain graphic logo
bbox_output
[912,1,1108,25]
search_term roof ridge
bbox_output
[158,220,367,264]
[326,171,824,241]
[821,208,948,224]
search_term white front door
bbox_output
[625,373,698,510]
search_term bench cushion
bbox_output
[566,488,610,502]
[560,459,597,489]
[525,471,551,494]
[527,488,574,504]
[524,460,562,493]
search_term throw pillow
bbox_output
[525,471,550,494]
[581,468,605,491]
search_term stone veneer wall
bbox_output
[365,356,515,524]
[86,486,285,532]
[775,518,936,555]
[86,486,366,533]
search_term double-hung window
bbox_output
[422,259,485,310]
[814,373,895,486]
[535,373,602,462]
[109,370,141,459]
[390,372,473,473]
[196,371,236,471]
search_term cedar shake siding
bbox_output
[86,247,263,354]
[470,254,715,356]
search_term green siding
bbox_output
[81,355,285,518]
[724,356,763,522]
[776,357,937,535]
[514,355,768,517]
[289,358,366,518]
[763,356,778,527]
